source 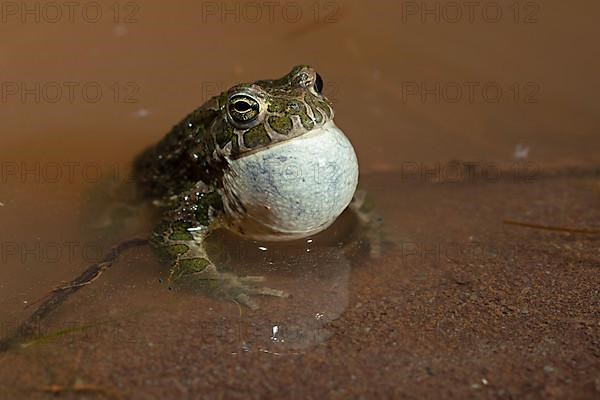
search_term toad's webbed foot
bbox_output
[166,252,288,310]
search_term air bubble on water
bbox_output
[270,325,284,342]
[113,24,128,37]
[513,144,529,160]
[133,108,151,118]
[258,246,268,251]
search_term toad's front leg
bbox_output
[152,187,287,310]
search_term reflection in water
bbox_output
[208,229,356,350]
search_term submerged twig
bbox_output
[503,220,600,235]
[0,238,149,352]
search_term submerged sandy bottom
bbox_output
[1,169,599,398]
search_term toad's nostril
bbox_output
[314,73,324,94]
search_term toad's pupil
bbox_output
[314,73,323,94]
[234,101,252,112]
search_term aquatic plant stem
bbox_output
[0,238,149,352]
[503,220,600,234]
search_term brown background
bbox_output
[1,0,599,168]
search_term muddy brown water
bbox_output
[1,1,599,398]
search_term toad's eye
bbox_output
[314,73,323,94]
[228,95,260,123]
